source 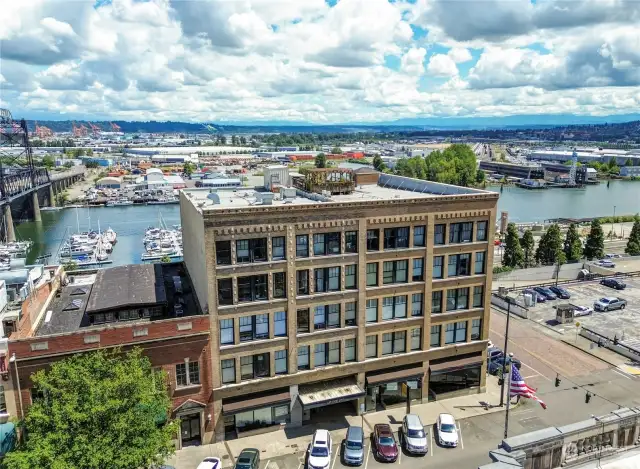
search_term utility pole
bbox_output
[504,353,513,439]
[499,297,512,407]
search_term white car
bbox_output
[573,305,593,317]
[308,429,332,469]
[596,259,616,268]
[436,413,459,447]
[197,457,221,469]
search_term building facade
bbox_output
[181,172,499,442]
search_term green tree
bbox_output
[315,153,327,168]
[521,229,535,268]
[563,223,583,261]
[62,260,78,272]
[583,218,605,260]
[42,155,55,169]
[62,161,73,169]
[625,217,640,255]
[331,146,343,154]
[160,255,172,263]
[475,169,486,185]
[182,161,196,176]
[502,223,524,268]
[423,143,478,187]
[625,158,634,167]
[86,148,93,156]
[4,349,177,469]
[535,223,563,265]
[372,155,386,171]
[84,160,99,169]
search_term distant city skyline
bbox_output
[2,0,640,123]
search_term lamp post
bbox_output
[504,353,514,439]
[499,297,513,407]
[9,353,24,422]
[612,206,616,239]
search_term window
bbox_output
[238,275,268,302]
[434,224,446,245]
[475,252,486,274]
[220,319,234,345]
[411,328,422,350]
[433,256,444,279]
[297,309,310,333]
[216,240,231,265]
[315,267,341,292]
[446,288,469,311]
[345,302,357,326]
[366,263,378,286]
[329,341,340,364]
[411,293,423,317]
[473,286,484,308]
[314,343,327,367]
[236,238,267,263]
[218,278,233,305]
[430,325,441,347]
[189,362,200,385]
[382,331,405,355]
[366,299,378,323]
[274,311,287,337]
[345,264,357,289]
[273,272,286,299]
[382,295,407,320]
[221,359,235,384]
[384,226,409,249]
[239,314,269,342]
[314,304,340,330]
[296,235,309,257]
[297,270,309,295]
[366,229,379,251]
[366,335,377,358]
[383,260,408,284]
[272,236,286,260]
[176,361,200,386]
[176,363,187,387]
[345,231,358,253]
[314,232,341,256]
[345,338,356,362]
[431,291,442,314]
[413,258,424,281]
[414,225,426,247]
[471,319,482,340]
[477,221,488,242]
[445,321,467,345]
[275,350,288,374]
[448,253,471,277]
[240,353,270,380]
[449,222,473,244]
[298,346,310,370]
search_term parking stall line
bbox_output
[364,443,371,469]
[331,445,340,469]
[264,460,272,469]
[457,423,464,450]
[429,429,434,457]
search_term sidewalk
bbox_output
[561,333,640,375]
[167,379,505,468]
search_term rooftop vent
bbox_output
[70,287,88,296]
[256,193,274,205]
[63,299,83,311]
[207,192,221,204]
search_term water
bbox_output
[17,205,180,265]
[491,180,640,223]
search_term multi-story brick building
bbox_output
[181,169,499,442]
[5,263,213,448]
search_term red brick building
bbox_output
[6,263,214,448]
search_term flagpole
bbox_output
[504,352,513,439]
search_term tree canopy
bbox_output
[583,219,605,260]
[563,223,583,262]
[502,223,524,268]
[393,144,479,187]
[521,229,535,268]
[625,216,640,256]
[315,153,327,168]
[372,155,386,172]
[535,224,563,265]
[4,348,177,469]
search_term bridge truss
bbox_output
[0,108,50,201]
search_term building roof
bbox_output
[96,176,122,184]
[146,168,163,175]
[85,264,167,314]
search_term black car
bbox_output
[549,286,571,299]
[235,449,260,469]
[533,286,558,300]
[600,278,626,290]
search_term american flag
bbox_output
[510,365,547,409]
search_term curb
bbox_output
[560,338,621,368]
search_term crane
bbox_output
[87,122,102,137]
[110,122,121,132]
[34,121,53,139]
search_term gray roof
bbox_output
[85,264,167,314]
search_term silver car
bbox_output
[402,414,428,455]
[343,426,364,466]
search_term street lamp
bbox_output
[499,297,514,407]
[611,206,616,239]
[503,353,514,439]
[9,353,24,421]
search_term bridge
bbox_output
[0,109,86,242]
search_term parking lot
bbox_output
[522,278,640,342]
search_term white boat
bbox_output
[106,199,134,207]
[40,206,64,212]
[104,228,117,244]
[60,246,95,257]
[147,198,178,205]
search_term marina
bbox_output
[141,223,183,261]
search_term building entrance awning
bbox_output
[366,366,424,386]
[430,355,483,374]
[223,391,291,415]
[298,377,365,410]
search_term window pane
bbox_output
[345,339,356,362]
[314,343,326,367]
[218,279,233,305]
[345,231,358,253]
[455,321,467,343]
[275,350,287,374]
[413,258,424,281]
[433,256,443,279]
[274,311,287,337]
[273,272,286,299]
[471,319,482,340]
[216,241,231,265]
[296,235,309,257]
[239,316,253,342]
[411,328,421,350]
[240,356,253,379]
[328,267,340,291]
[221,359,235,384]
[430,325,441,347]
[366,299,378,323]
[414,225,425,247]
[473,285,484,308]
[382,297,394,320]
[345,302,356,326]
[272,236,286,260]
[297,270,309,295]
[328,304,340,328]
[445,323,455,344]
[431,291,442,314]
[457,288,469,310]
[328,341,340,364]
[434,224,445,245]
[236,240,250,263]
[366,335,377,358]
[383,261,394,285]
[411,293,423,317]
[298,346,310,369]
[327,232,341,254]
[394,296,407,318]
[220,319,234,345]
[189,362,200,385]
[446,289,457,311]
[297,309,309,333]
[176,363,187,386]
[345,264,357,289]
[255,314,269,338]
[382,333,392,355]
[394,331,406,353]
[366,230,379,251]
[477,221,488,241]
[314,306,326,330]
[448,255,458,277]
[475,251,486,274]
[315,268,325,292]
[396,260,408,283]
[366,263,378,286]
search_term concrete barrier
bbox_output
[491,294,529,319]
[494,263,585,283]
[580,327,640,362]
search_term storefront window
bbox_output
[379,379,421,407]
[429,365,481,398]
[234,404,290,432]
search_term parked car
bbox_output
[533,286,558,300]
[600,278,626,290]
[234,449,260,469]
[596,259,616,268]
[549,286,571,299]
[487,346,503,362]
[402,414,428,455]
[197,458,221,469]
[572,305,593,317]
[308,429,332,469]
[523,288,546,303]
[594,297,627,312]
[488,355,522,375]
[605,254,622,259]
[343,426,365,466]
[373,424,399,462]
[436,413,459,447]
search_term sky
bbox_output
[1,0,640,124]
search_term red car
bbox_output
[373,424,398,462]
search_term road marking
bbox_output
[613,368,632,380]
[264,460,272,469]
[364,443,371,469]
[331,445,340,469]
[457,423,464,450]
[429,428,434,457]
[296,462,303,469]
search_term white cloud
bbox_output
[448,47,472,63]
[400,47,426,75]
[427,54,459,77]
